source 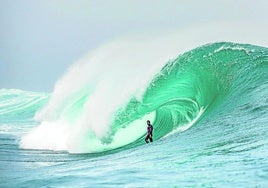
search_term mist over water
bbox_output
[20,36,180,153]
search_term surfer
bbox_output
[145,120,153,143]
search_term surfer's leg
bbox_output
[145,135,149,143]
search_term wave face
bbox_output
[14,42,268,153]
[0,89,49,123]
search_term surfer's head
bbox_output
[147,120,150,125]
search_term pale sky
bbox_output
[1,0,268,92]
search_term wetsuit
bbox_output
[145,124,153,143]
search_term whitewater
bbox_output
[1,36,268,186]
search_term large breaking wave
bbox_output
[4,41,265,153]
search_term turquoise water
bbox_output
[1,42,268,187]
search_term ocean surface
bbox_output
[1,42,268,187]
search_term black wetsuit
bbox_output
[145,124,153,143]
